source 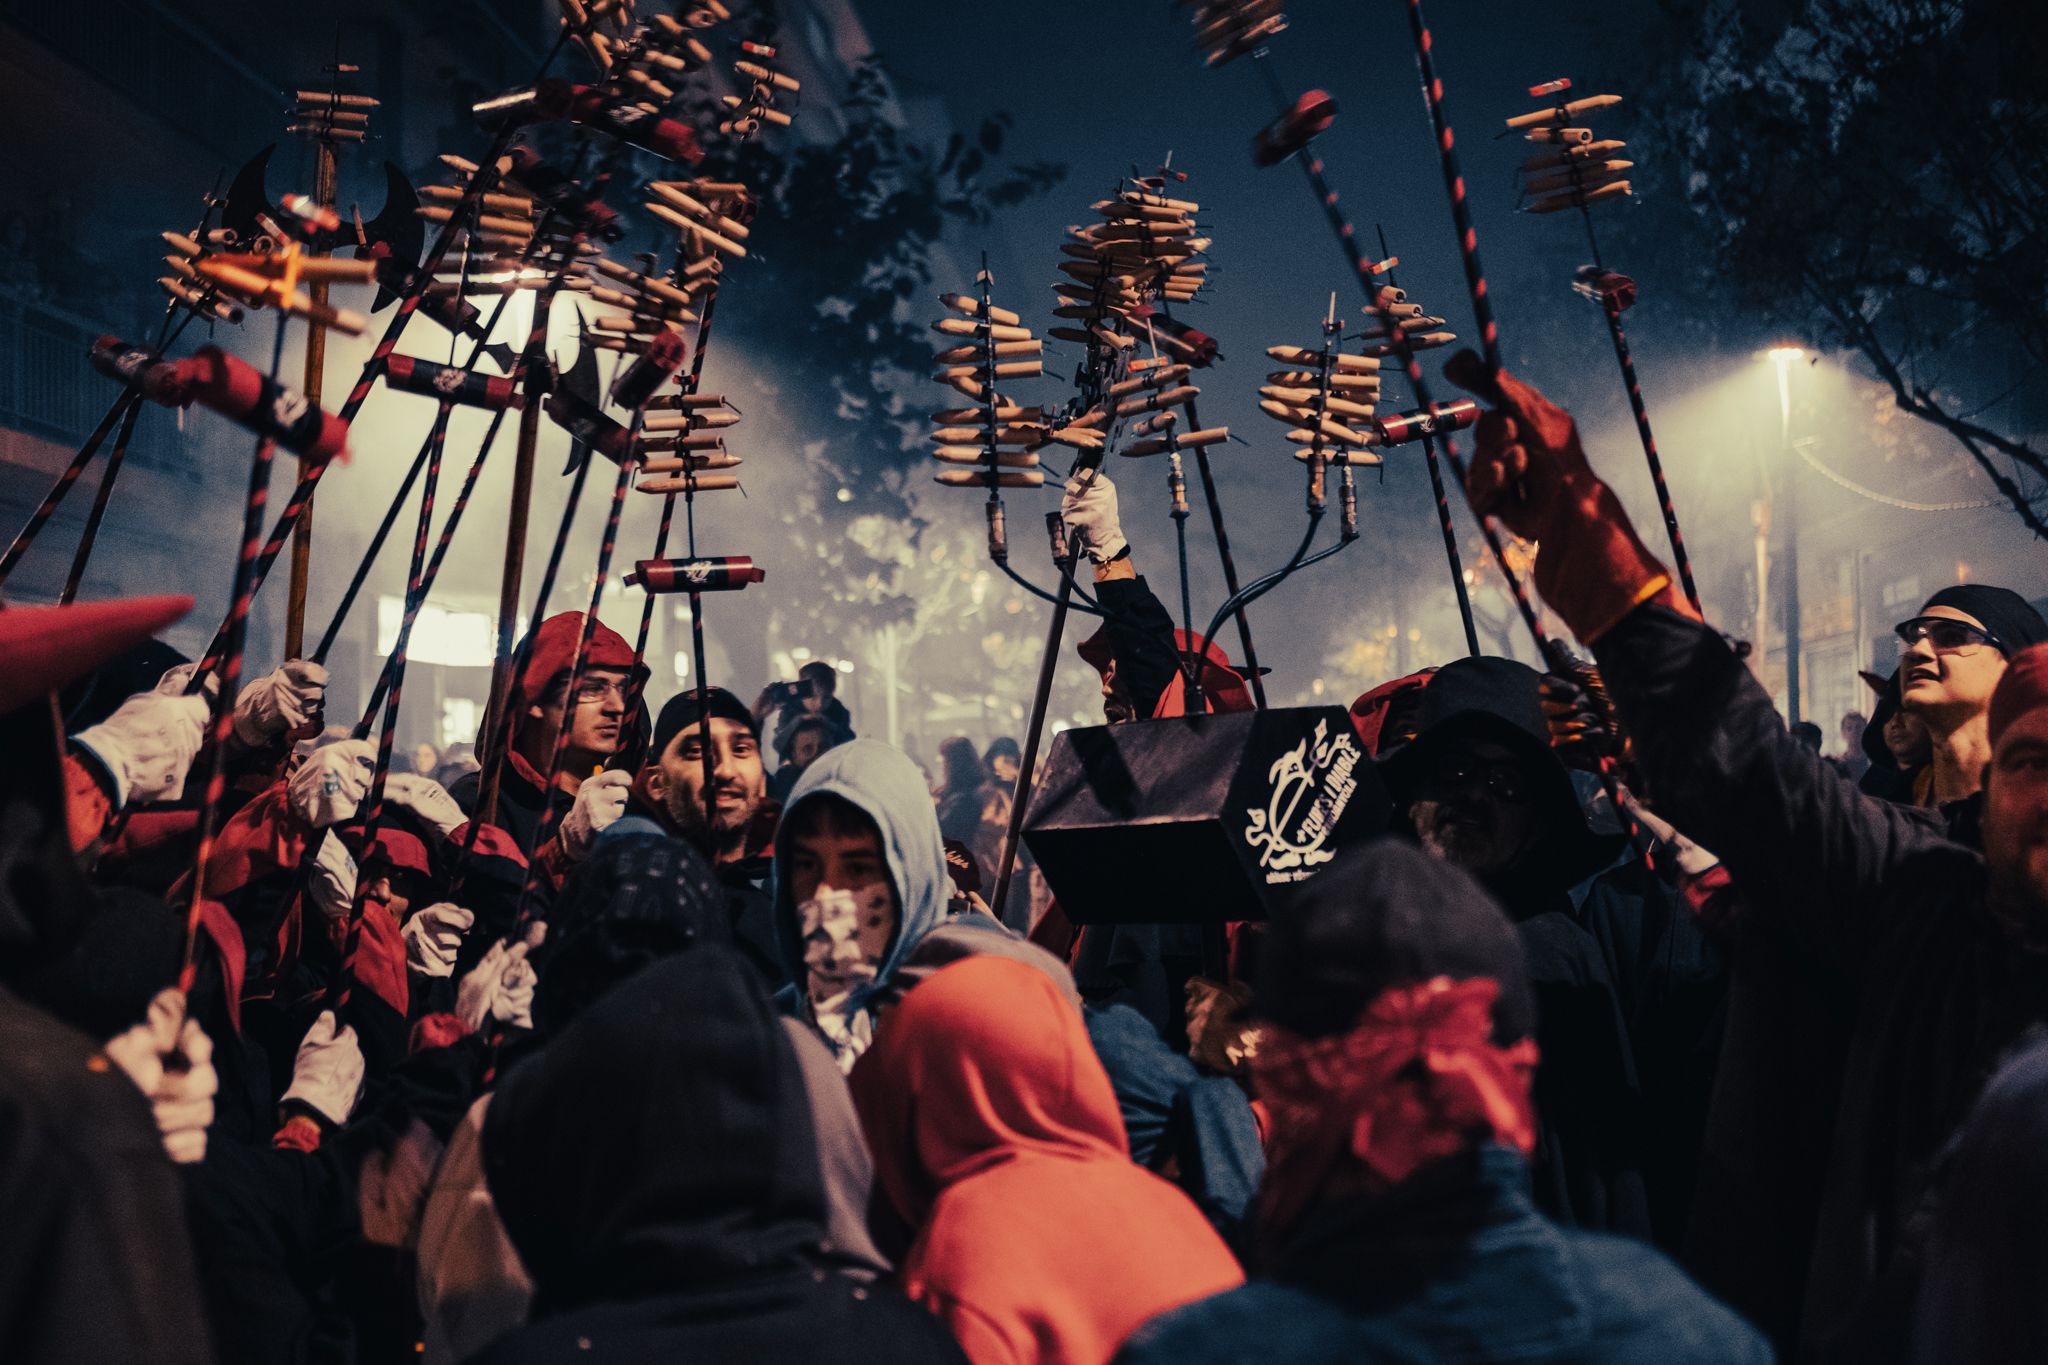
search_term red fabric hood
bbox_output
[851,954,1128,1227]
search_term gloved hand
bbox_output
[456,928,543,1031]
[279,1010,365,1128]
[71,688,210,807]
[234,659,329,746]
[1060,472,1128,564]
[403,902,475,978]
[384,772,467,838]
[1445,351,1694,643]
[102,988,217,1164]
[288,738,375,828]
[558,769,632,861]
[306,830,357,922]
[154,662,212,698]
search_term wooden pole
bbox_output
[284,138,338,658]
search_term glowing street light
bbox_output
[1759,344,1810,722]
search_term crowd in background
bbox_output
[8,353,2048,1365]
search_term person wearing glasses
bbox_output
[1377,654,1726,1253]
[448,611,649,878]
[1893,586,2048,811]
[1441,348,2048,1364]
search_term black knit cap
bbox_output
[1915,585,2048,658]
[1254,837,1535,1044]
[651,686,758,762]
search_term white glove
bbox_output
[306,830,357,922]
[558,769,631,861]
[289,738,376,828]
[234,659,329,746]
[1061,472,1128,564]
[384,773,466,838]
[71,689,210,808]
[102,988,217,1165]
[280,1010,365,1127]
[404,902,475,978]
[456,928,543,1031]
[155,662,213,698]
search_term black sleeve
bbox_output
[1096,575,1180,721]
[1590,605,1959,976]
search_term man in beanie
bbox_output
[607,685,783,983]
[1894,584,2048,809]
[1443,347,2048,1362]
[1115,839,1768,1365]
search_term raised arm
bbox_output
[1446,353,1965,973]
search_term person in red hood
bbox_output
[448,610,648,874]
[850,954,1243,1365]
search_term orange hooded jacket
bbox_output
[851,955,1243,1365]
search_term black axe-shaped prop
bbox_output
[222,145,423,310]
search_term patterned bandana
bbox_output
[1252,975,1539,1234]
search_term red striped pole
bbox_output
[506,417,642,936]
[177,431,279,994]
[328,400,450,1008]
[356,406,498,723]
[189,127,523,676]
[1402,0,1503,374]
[1599,293,1702,612]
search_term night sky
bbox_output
[851,0,1756,693]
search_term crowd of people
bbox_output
[6,351,2048,1365]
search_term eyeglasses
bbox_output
[573,676,631,703]
[1894,617,2003,656]
[1433,755,1529,804]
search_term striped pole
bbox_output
[56,399,144,605]
[627,281,723,702]
[188,126,524,678]
[505,415,643,936]
[1402,0,1503,374]
[179,426,281,992]
[1598,292,1701,612]
[328,400,450,1009]
[355,407,498,725]
[1247,55,1479,656]
[0,392,136,590]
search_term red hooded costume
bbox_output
[851,955,1242,1365]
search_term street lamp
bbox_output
[1763,345,1807,722]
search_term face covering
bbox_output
[798,883,896,1069]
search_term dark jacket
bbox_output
[1592,603,2042,1364]
[1378,655,1717,1247]
[1117,1145,1771,1365]
[472,949,965,1365]
[0,986,214,1365]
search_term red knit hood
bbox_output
[477,611,648,777]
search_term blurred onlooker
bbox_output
[983,735,1021,796]
[767,713,841,806]
[1835,711,1871,783]
[755,660,855,755]
[1791,720,1824,754]
[935,736,1005,888]
[1858,669,1933,803]
[411,741,442,776]
[432,742,480,792]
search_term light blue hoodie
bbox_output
[771,739,1080,1063]
[770,741,952,1032]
